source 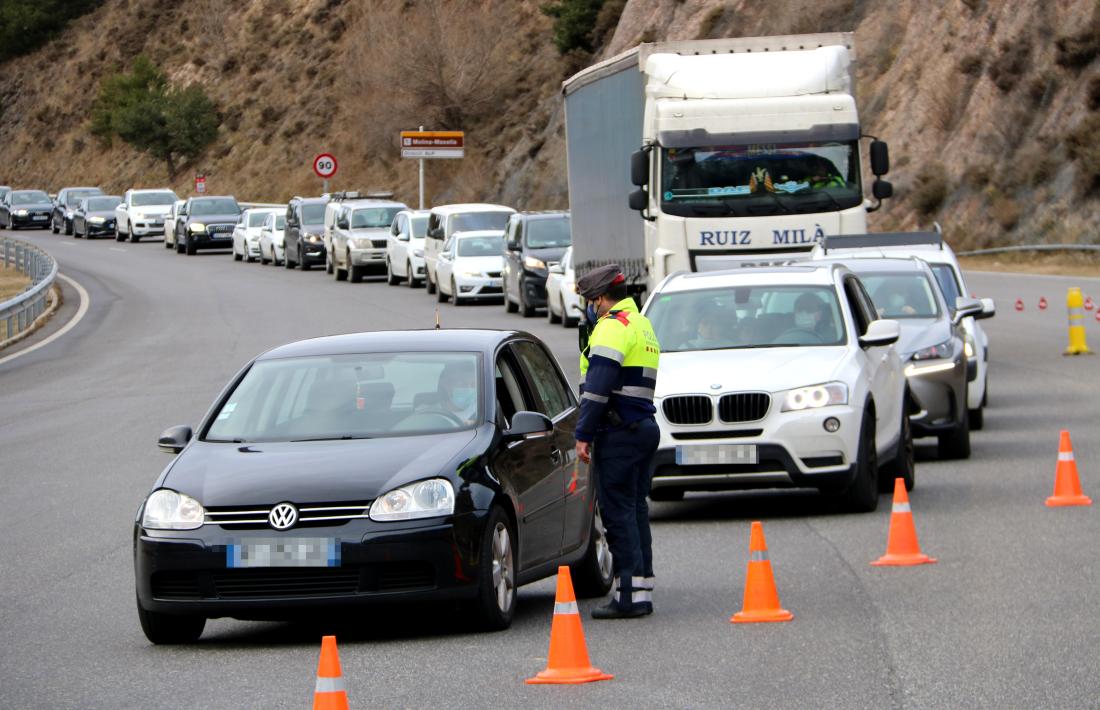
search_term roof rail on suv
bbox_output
[820,231,943,254]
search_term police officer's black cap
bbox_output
[576,264,625,300]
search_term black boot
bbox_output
[590,601,646,619]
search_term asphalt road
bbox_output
[2,228,1098,709]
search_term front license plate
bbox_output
[487,279,502,287]
[676,444,758,466]
[227,538,339,568]
[33,215,47,220]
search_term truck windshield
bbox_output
[660,141,862,217]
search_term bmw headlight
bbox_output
[910,339,954,361]
[89,216,106,224]
[524,256,547,270]
[413,248,424,257]
[14,209,28,216]
[188,222,206,232]
[781,382,848,412]
[142,489,205,530]
[369,478,455,521]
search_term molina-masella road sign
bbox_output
[400,131,464,159]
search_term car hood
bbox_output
[526,246,569,263]
[164,429,479,506]
[655,347,849,397]
[131,205,172,216]
[896,318,952,358]
[348,228,389,238]
[85,209,116,219]
[187,213,239,225]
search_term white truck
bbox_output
[562,33,893,296]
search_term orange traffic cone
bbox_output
[1047,430,1092,507]
[872,479,937,566]
[730,521,793,623]
[527,566,613,685]
[313,636,349,710]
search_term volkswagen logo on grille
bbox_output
[268,502,298,530]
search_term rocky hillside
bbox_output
[1,0,1098,249]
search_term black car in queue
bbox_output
[502,211,572,318]
[175,196,242,255]
[0,189,54,229]
[284,195,329,270]
[72,195,122,239]
[52,186,104,235]
[134,329,612,643]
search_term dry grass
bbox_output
[0,266,31,301]
[959,253,1100,278]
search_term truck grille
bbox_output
[662,395,713,425]
[718,393,770,422]
[204,501,372,530]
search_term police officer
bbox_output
[574,264,661,619]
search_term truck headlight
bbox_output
[188,222,206,232]
[369,479,454,521]
[524,256,547,270]
[781,382,848,412]
[142,489,205,530]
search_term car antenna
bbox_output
[435,307,441,329]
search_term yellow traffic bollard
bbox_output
[1064,287,1094,356]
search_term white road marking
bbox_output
[0,272,90,367]
[108,247,127,252]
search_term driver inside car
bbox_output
[421,361,479,424]
[780,292,836,343]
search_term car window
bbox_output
[132,191,177,206]
[65,189,100,206]
[647,285,847,352]
[860,273,941,319]
[409,214,428,238]
[495,354,527,428]
[275,215,286,229]
[205,352,483,442]
[87,197,121,211]
[247,211,270,227]
[525,216,571,248]
[510,341,573,418]
[930,264,961,312]
[843,277,872,335]
[450,211,512,234]
[12,191,50,204]
[457,235,503,256]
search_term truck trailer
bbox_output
[562,33,893,297]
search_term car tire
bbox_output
[175,238,185,254]
[548,296,562,324]
[74,224,83,239]
[451,278,462,306]
[570,506,614,599]
[349,253,363,283]
[649,487,685,502]
[938,401,971,460]
[386,260,400,285]
[128,222,139,243]
[136,597,205,645]
[436,278,449,303]
[407,262,419,288]
[260,248,270,265]
[504,288,518,314]
[115,224,125,242]
[185,235,196,255]
[325,253,334,275]
[299,247,310,271]
[233,243,243,261]
[64,219,72,236]
[835,407,879,512]
[881,395,915,492]
[469,506,516,631]
[519,281,536,318]
[334,258,347,281]
[426,269,437,295]
[51,217,59,234]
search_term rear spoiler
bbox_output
[819,230,943,254]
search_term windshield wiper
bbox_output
[290,435,373,442]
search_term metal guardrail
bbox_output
[1,237,59,342]
[958,244,1100,256]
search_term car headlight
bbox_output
[189,222,206,232]
[780,382,848,412]
[910,339,954,361]
[963,334,976,360]
[14,209,27,216]
[351,238,374,249]
[306,234,322,243]
[461,271,484,278]
[89,216,106,224]
[413,248,424,257]
[369,478,454,521]
[524,256,547,270]
[142,489,205,530]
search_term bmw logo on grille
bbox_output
[268,502,299,530]
[710,383,722,390]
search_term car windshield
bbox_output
[409,215,428,238]
[301,204,326,224]
[87,197,121,211]
[132,191,177,206]
[191,198,240,216]
[860,273,941,319]
[205,352,482,442]
[525,216,571,248]
[65,189,102,206]
[457,236,502,257]
[660,141,863,218]
[247,211,271,227]
[929,264,961,312]
[450,211,511,234]
[12,191,50,204]
[647,285,847,352]
[352,207,401,229]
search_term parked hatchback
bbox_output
[502,211,571,317]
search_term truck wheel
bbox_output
[570,506,614,598]
[468,507,516,631]
[938,402,971,460]
[881,396,915,492]
[835,408,879,512]
[136,596,205,645]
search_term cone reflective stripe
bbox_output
[527,567,613,685]
[313,636,349,710]
[1063,287,1094,356]
[1047,430,1092,507]
[1015,298,1024,312]
[1040,297,1048,310]
[731,521,793,623]
[872,479,936,566]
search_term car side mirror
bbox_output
[548,263,564,275]
[506,240,520,251]
[158,425,193,454]
[628,188,648,212]
[976,297,996,320]
[859,319,900,347]
[503,411,553,442]
[630,149,648,186]
[337,219,348,229]
[870,139,890,176]
[953,296,984,324]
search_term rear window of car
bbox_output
[204,352,483,442]
[132,191,177,206]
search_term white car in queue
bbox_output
[642,263,911,511]
[385,209,430,287]
[233,207,281,263]
[546,246,582,327]
[812,231,995,429]
[258,212,287,266]
[434,230,506,305]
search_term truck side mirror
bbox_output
[872,179,893,201]
[630,150,648,187]
[870,140,890,176]
[628,189,648,212]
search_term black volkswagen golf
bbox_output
[134,329,611,643]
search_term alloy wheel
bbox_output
[491,522,514,614]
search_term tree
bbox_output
[541,0,605,54]
[89,56,219,178]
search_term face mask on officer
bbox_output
[586,300,601,325]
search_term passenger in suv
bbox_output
[175,196,242,255]
[284,196,329,270]
[502,211,572,317]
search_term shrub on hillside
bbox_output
[89,56,219,178]
[541,0,605,54]
[1065,114,1100,190]
[0,0,102,63]
[911,163,949,215]
[1055,19,1100,69]
[987,39,1031,93]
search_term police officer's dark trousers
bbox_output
[593,417,660,610]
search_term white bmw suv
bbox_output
[643,263,911,512]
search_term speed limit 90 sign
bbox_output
[313,153,338,179]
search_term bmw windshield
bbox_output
[647,285,847,352]
[660,141,862,217]
[204,352,482,443]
